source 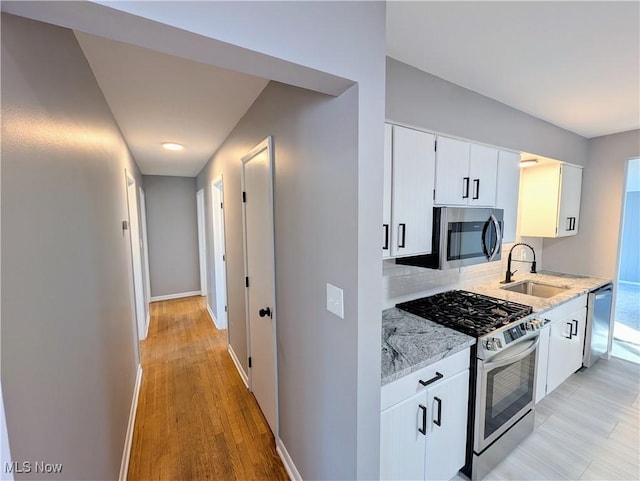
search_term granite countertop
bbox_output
[381,308,475,385]
[380,270,610,386]
[466,270,611,316]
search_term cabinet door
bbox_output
[519,164,561,237]
[535,324,551,403]
[383,124,393,258]
[434,136,470,206]
[556,164,583,237]
[468,144,498,207]
[495,150,521,243]
[391,126,436,257]
[425,370,469,481]
[546,307,586,394]
[380,391,427,481]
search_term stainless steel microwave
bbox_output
[396,207,503,270]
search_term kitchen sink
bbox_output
[500,280,570,298]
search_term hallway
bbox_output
[128,297,288,480]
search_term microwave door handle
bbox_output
[482,215,502,261]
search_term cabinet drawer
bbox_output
[381,347,470,411]
[542,294,587,323]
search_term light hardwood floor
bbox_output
[455,356,640,481]
[127,296,288,481]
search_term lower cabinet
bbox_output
[547,306,586,394]
[380,349,469,481]
[535,295,587,402]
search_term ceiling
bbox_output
[72,2,638,178]
[75,32,268,177]
[387,1,640,139]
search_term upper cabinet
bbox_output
[495,150,521,243]
[383,123,436,258]
[434,136,498,207]
[519,162,583,237]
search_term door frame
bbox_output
[125,170,147,342]
[211,175,229,332]
[196,188,208,297]
[139,187,151,336]
[241,136,278,436]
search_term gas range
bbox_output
[396,290,533,337]
[397,290,542,480]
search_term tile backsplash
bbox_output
[382,238,543,309]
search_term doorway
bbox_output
[196,189,208,297]
[211,176,229,330]
[241,137,278,436]
[612,157,640,364]
[126,171,147,342]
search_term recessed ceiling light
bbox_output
[520,159,539,168]
[162,142,184,151]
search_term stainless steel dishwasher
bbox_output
[583,283,614,368]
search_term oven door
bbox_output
[474,335,539,453]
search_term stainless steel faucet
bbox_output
[502,243,537,284]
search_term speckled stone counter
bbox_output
[467,270,611,315]
[382,308,475,385]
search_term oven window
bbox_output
[484,349,535,440]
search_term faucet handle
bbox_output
[530,261,537,273]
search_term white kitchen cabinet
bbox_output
[381,348,470,481]
[424,370,469,481]
[383,123,393,259]
[495,150,521,243]
[380,390,427,480]
[519,163,583,238]
[547,306,586,394]
[534,295,587,400]
[387,124,436,257]
[434,136,498,207]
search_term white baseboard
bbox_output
[206,304,224,330]
[277,438,302,481]
[150,290,201,302]
[227,345,248,388]
[119,365,143,481]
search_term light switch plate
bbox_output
[326,283,344,319]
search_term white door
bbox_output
[425,370,469,481]
[211,176,228,330]
[557,164,583,237]
[380,390,427,480]
[468,144,498,207]
[139,188,151,308]
[242,137,277,435]
[125,171,147,341]
[383,123,393,258]
[196,189,207,296]
[391,126,436,257]
[434,136,470,206]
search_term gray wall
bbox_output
[143,175,200,298]
[197,81,360,480]
[543,130,640,278]
[6,2,386,478]
[1,13,141,480]
[386,57,589,166]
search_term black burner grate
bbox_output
[396,290,533,337]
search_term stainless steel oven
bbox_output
[468,325,542,481]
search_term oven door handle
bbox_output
[482,336,539,370]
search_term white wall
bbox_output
[543,130,640,279]
[1,13,141,480]
[143,175,200,298]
